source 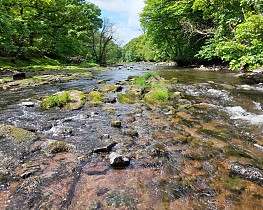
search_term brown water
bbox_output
[0,65,262,209]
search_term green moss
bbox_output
[154,90,169,101]
[222,177,245,192]
[144,88,169,103]
[41,90,86,110]
[42,140,75,154]
[117,93,135,104]
[88,91,103,102]
[0,124,36,143]
[40,91,70,108]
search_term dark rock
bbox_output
[103,97,117,104]
[13,72,26,80]
[92,141,117,153]
[229,163,263,186]
[109,152,130,168]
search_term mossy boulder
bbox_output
[99,84,122,93]
[41,139,75,155]
[87,91,103,106]
[117,93,135,104]
[40,90,86,110]
[0,124,37,143]
[144,88,169,107]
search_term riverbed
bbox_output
[0,64,262,209]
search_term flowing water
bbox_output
[0,65,262,210]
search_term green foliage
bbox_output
[133,73,157,87]
[154,90,169,101]
[137,0,263,69]
[41,92,70,108]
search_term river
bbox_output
[0,64,262,209]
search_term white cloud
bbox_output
[89,0,145,44]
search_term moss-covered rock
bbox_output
[40,90,86,110]
[117,93,135,104]
[99,84,122,93]
[0,124,37,143]
[41,139,75,155]
[87,91,103,106]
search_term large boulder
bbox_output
[0,124,37,143]
[40,90,86,110]
[236,68,263,83]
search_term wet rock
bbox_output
[41,139,75,155]
[109,152,130,168]
[236,68,263,83]
[92,141,117,153]
[96,79,107,84]
[103,97,117,104]
[170,91,183,99]
[0,124,37,143]
[100,134,110,140]
[229,163,263,186]
[123,129,139,137]
[111,120,122,128]
[99,84,122,93]
[102,106,116,114]
[13,72,26,80]
[20,101,35,107]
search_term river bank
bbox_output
[0,64,262,209]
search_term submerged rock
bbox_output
[109,152,130,168]
[229,162,263,186]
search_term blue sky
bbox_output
[88,0,145,45]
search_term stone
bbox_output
[111,120,122,128]
[229,163,263,185]
[93,141,117,153]
[13,72,26,80]
[21,102,35,107]
[96,79,107,84]
[41,139,75,155]
[0,124,37,143]
[109,152,130,168]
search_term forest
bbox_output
[0,0,263,70]
[123,0,263,70]
[0,0,121,64]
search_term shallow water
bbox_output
[0,65,262,210]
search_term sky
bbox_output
[88,0,145,45]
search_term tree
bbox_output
[0,0,102,59]
[91,18,115,64]
[140,0,206,64]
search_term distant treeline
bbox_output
[122,0,263,70]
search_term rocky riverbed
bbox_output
[0,64,262,209]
